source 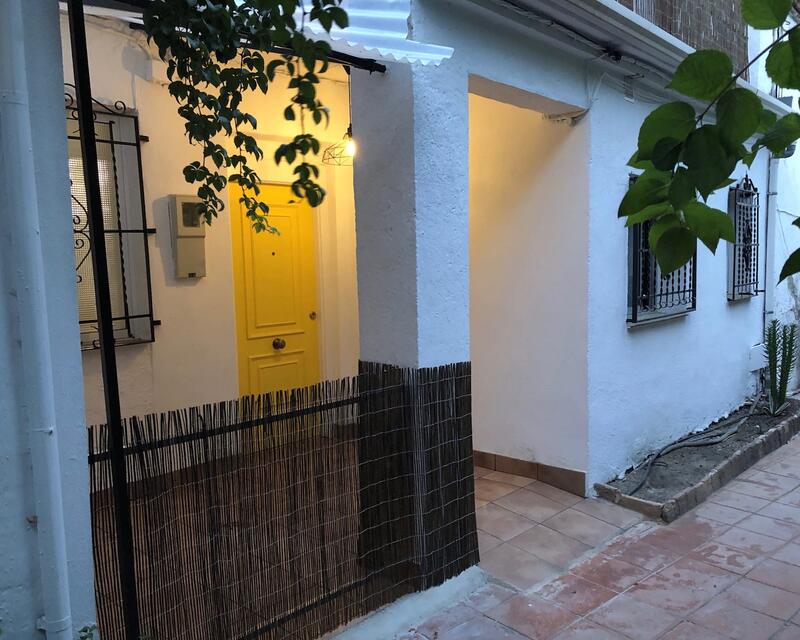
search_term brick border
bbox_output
[595,412,800,522]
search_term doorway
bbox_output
[229,182,321,395]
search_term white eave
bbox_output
[472,0,792,116]
[302,0,454,66]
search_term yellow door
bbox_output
[229,183,321,397]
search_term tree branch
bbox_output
[697,22,800,122]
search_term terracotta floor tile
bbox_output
[766,458,800,480]
[416,603,478,639]
[509,524,591,569]
[658,621,728,639]
[486,471,536,487]
[779,487,800,508]
[543,509,621,547]
[480,544,561,591]
[475,466,494,478]
[477,499,490,509]
[709,489,771,512]
[748,558,800,593]
[772,625,800,640]
[525,481,584,507]
[477,478,522,502]
[487,594,578,640]
[639,516,729,556]
[477,504,536,541]
[536,573,616,615]
[692,501,750,525]
[626,557,736,614]
[552,620,628,640]
[687,592,784,640]
[737,513,800,541]
[464,582,517,613]
[479,530,504,555]
[572,499,643,528]
[774,543,800,567]
[588,594,680,640]
[603,537,681,573]
[722,577,800,620]
[689,541,763,575]
[570,554,650,592]
[439,615,528,640]
[715,526,786,554]
[495,488,566,523]
[760,502,800,527]
[728,472,800,500]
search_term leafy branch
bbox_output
[142,0,347,232]
[622,0,800,279]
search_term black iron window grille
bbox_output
[627,176,697,324]
[66,84,155,350]
[728,176,760,301]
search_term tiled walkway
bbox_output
[401,437,800,639]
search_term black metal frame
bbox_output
[728,176,760,301]
[627,176,697,324]
[67,1,141,638]
[65,85,156,350]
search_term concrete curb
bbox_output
[595,412,800,522]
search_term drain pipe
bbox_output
[0,1,74,638]
[765,152,778,336]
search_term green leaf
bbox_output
[759,109,778,133]
[669,168,696,209]
[654,226,696,274]
[765,30,800,89]
[649,214,681,249]
[625,202,673,226]
[742,0,792,28]
[683,201,735,253]
[683,125,736,199]
[717,88,763,146]
[637,102,696,160]
[668,50,733,101]
[627,150,655,171]
[780,247,800,282]
[651,137,683,170]
[619,172,670,217]
[756,113,800,153]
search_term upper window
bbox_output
[66,86,155,350]
[627,176,697,324]
[727,176,760,301]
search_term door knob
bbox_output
[309,311,317,320]
[272,337,286,350]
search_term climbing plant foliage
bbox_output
[143,0,347,232]
[622,0,800,280]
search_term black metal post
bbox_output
[66,1,141,638]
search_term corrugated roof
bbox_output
[78,0,453,67]
[303,0,454,66]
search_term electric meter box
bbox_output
[169,195,206,278]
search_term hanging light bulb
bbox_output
[323,124,356,166]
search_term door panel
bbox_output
[230,183,320,396]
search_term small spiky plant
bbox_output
[764,319,798,416]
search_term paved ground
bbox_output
[398,436,800,639]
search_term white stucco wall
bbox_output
[1,2,95,635]
[59,15,359,423]
[585,84,772,488]
[469,93,589,472]
[405,0,787,488]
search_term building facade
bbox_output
[2,0,800,637]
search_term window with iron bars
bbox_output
[66,85,155,350]
[627,176,697,324]
[727,176,760,301]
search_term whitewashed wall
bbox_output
[469,93,589,472]
[409,0,783,490]
[59,15,359,424]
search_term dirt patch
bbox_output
[609,400,800,504]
